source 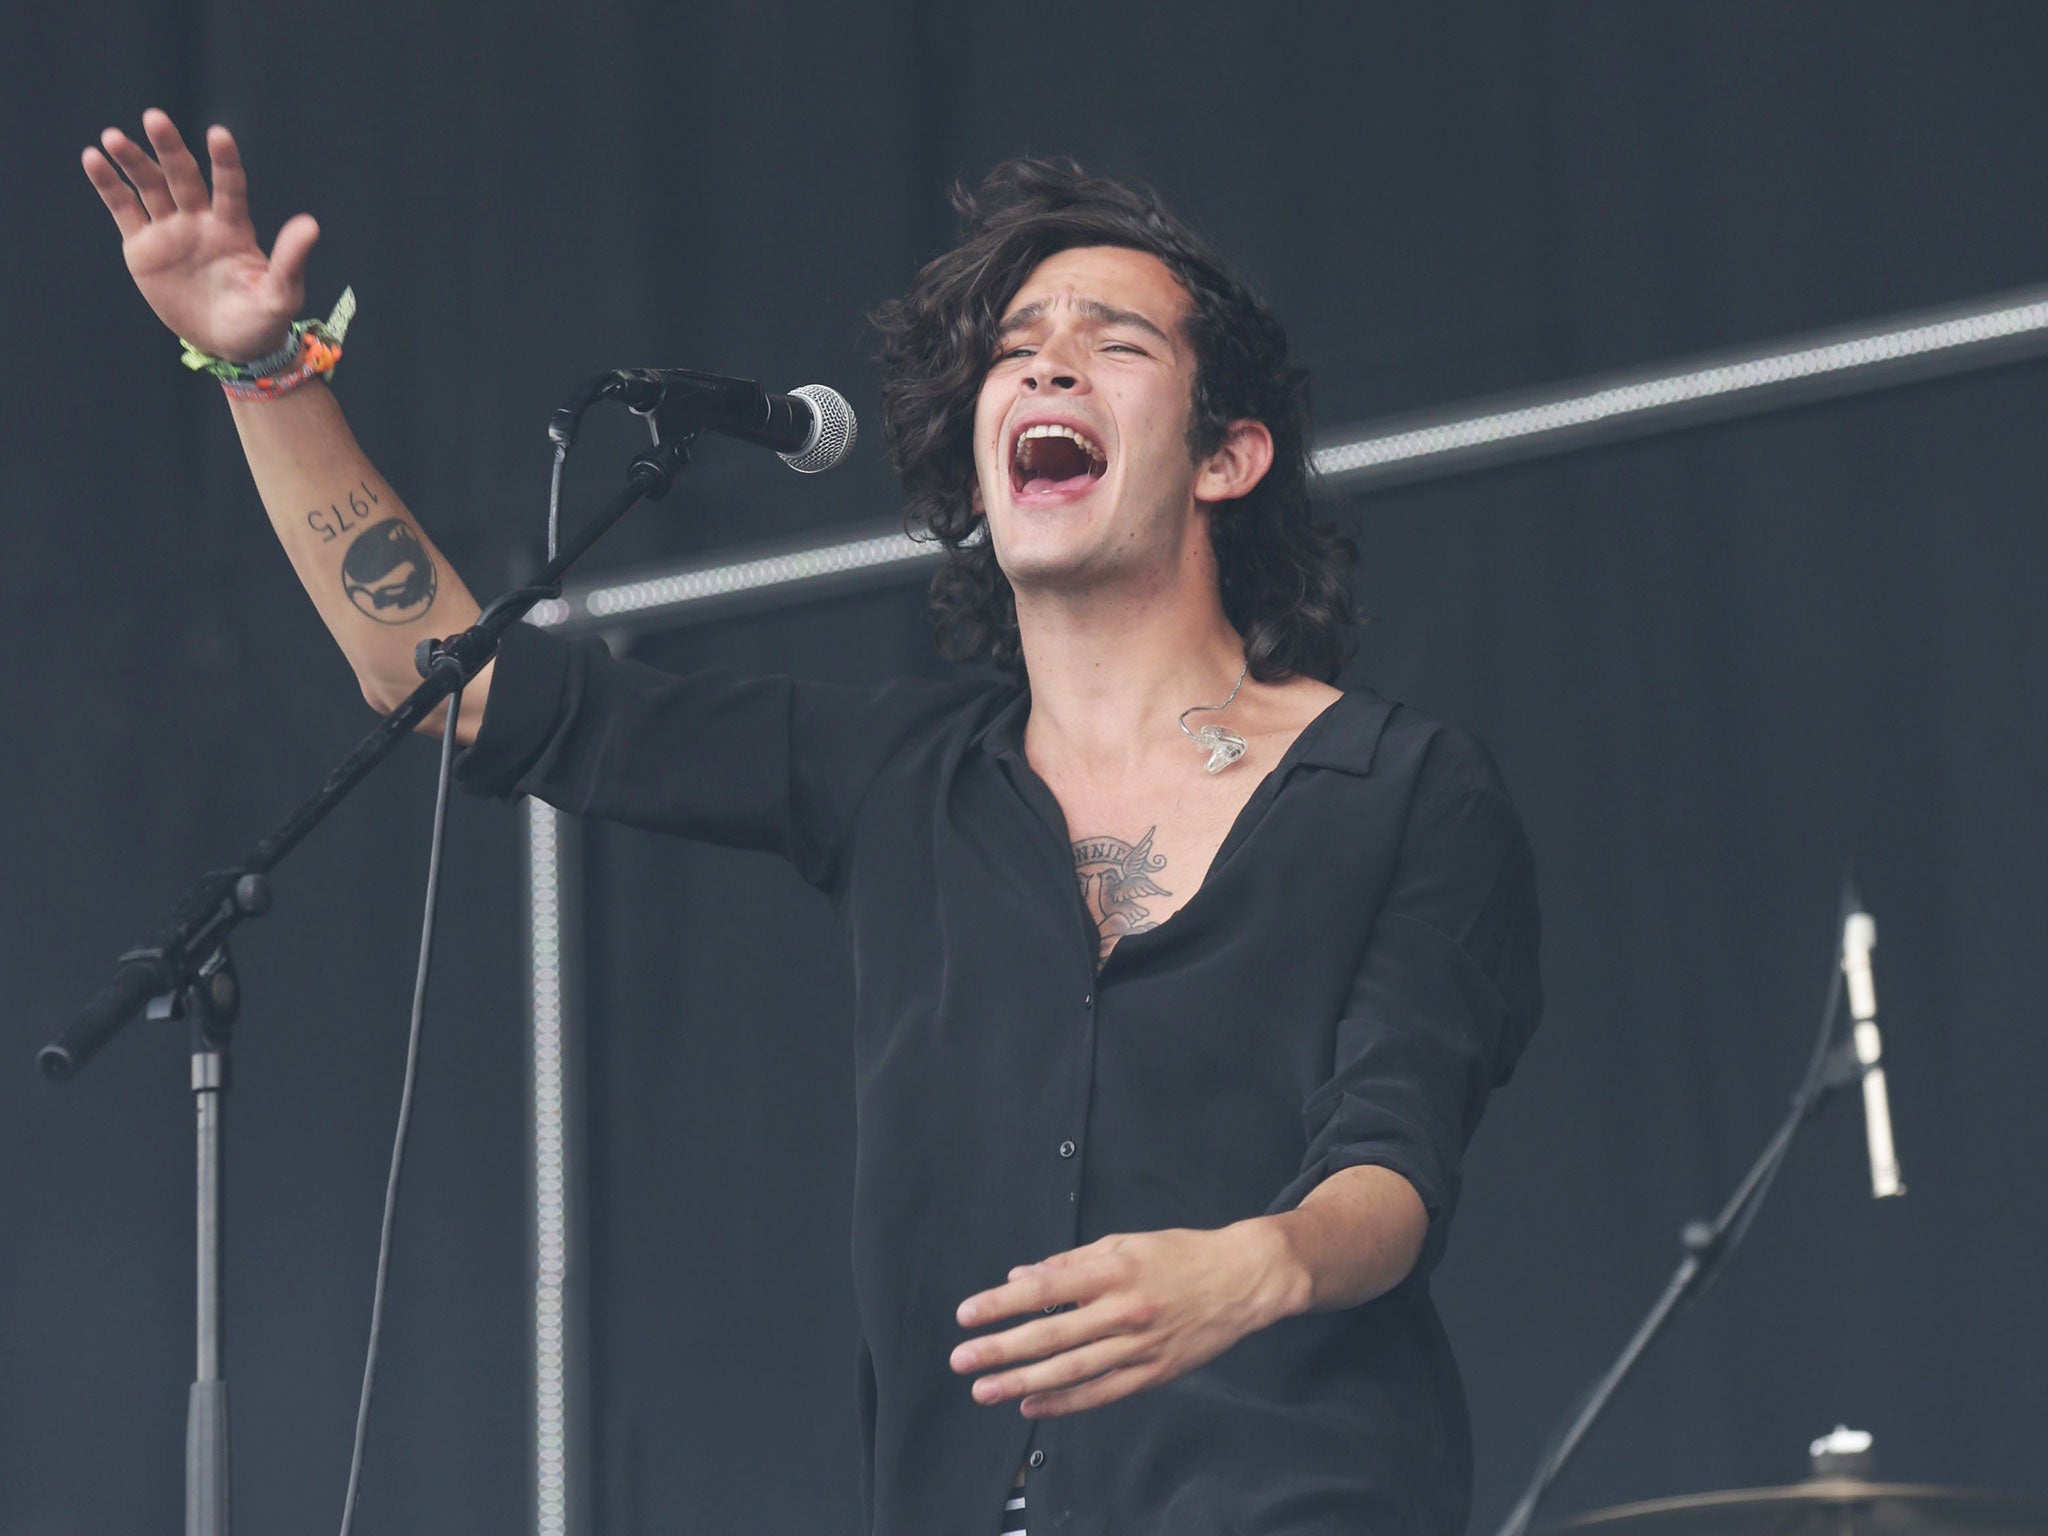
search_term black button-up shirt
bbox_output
[457,623,1542,1536]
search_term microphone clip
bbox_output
[550,368,756,451]
[610,369,779,455]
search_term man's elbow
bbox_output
[360,674,402,715]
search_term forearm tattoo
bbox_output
[340,515,437,625]
[1072,826,1171,961]
[306,480,382,543]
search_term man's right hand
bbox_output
[83,108,319,364]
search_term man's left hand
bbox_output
[950,1221,1306,1418]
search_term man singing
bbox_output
[86,110,1541,1535]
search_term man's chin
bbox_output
[994,542,1139,601]
[989,515,1086,576]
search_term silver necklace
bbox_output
[1178,662,1250,774]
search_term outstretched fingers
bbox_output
[141,108,210,213]
[98,124,173,220]
[205,125,249,226]
[978,1334,1145,1409]
[81,146,149,239]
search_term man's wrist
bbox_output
[1223,1215,1316,1328]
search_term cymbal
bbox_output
[1539,1480,2048,1536]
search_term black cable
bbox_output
[336,670,464,1536]
[1679,962,1844,1319]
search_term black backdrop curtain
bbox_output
[7,4,2046,1532]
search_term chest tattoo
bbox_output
[1071,826,1173,962]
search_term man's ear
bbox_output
[1194,419,1275,505]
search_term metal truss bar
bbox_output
[1313,282,2048,490]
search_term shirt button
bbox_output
[1058,1140,1076,1158]
[1082,992,1092,1007]
[1028,1449,1046,1469]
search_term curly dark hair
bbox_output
[872,157,1356,684]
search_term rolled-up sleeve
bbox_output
[1283,730,1543,1275]
[454,621,968,891]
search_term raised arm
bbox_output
[82,109,491,737]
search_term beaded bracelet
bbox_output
[179,287,356,401]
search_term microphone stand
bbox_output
[1494,965,1867,1536]
[39,390,707,1536]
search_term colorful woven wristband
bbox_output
[179,287,357,401]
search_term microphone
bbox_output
[602,368,858,473]
[1840,893,1904,1198]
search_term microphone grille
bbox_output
[781,385,859,474]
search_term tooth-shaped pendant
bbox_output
[1179,661,1251,772]
[1194,724,1248,774]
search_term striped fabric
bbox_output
[999,1483,1027,1535]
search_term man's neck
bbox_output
[1015,572,1246,780]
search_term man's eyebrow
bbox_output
[995,298,1175,347]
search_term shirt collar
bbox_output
[1293,687,1393,776]
[971,688,1031,763]
[974,685,1392,775]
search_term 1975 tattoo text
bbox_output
[307,480,382,542]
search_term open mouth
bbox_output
[1010,422,1108,498]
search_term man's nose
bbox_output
[1021,336,1087,392]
